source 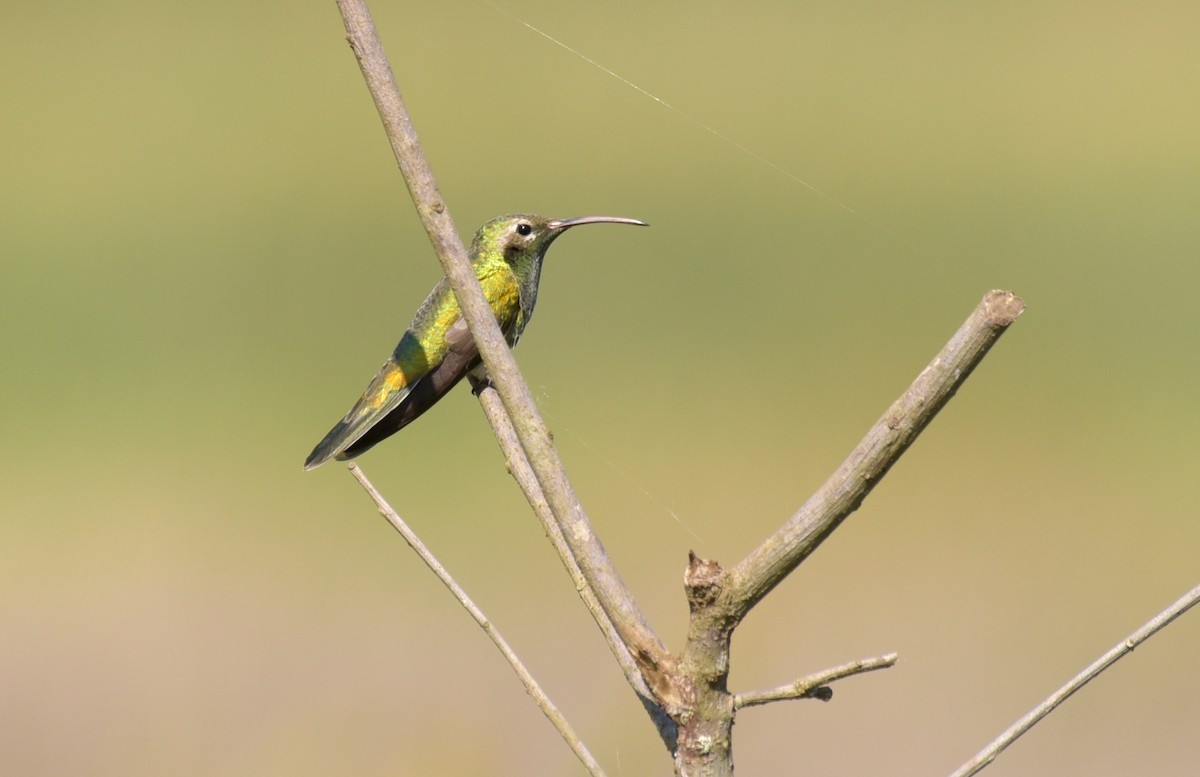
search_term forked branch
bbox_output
[671,292,1024,775]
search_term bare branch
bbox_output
[733,653,899,710]
[331,7,1037,775]
[727,291,1026,622]
[335,0,667,673]
[947,582,1200,777]
[668,292,1024,775]
[347,462,608,777]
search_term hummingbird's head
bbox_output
[473,213,648,267]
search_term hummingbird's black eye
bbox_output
[516,223,532,236]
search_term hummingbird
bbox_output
[304,213,647,469]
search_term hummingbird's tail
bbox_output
[303,383,424,469]
[303,414,404,469]
[303,421,354,470]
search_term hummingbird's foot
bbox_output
[468,374,494,396]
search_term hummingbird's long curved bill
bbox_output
[548,216,648,229]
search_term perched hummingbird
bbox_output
[304,213,647,469]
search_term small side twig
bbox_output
[347,462,608,777]
[948,582,1200,777]
[733,653,899,709]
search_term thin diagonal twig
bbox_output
[948,582,1200,777]
[348,462,607,777]
[473,383,678,745]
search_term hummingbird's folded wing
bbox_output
[302,322,479,469]
[303,267,522,469]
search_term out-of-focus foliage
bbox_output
[2,1,1198,775]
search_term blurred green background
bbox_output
[3,1,1198,774]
